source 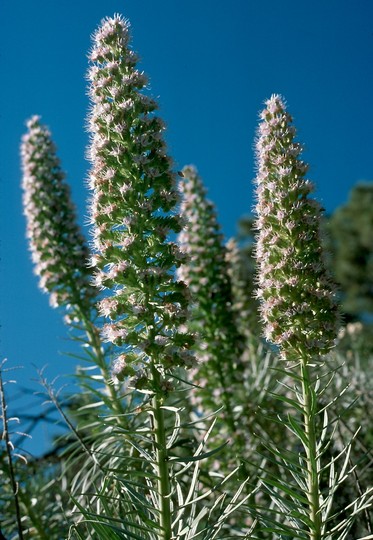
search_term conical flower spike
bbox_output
[177,165,244,419]
[87,15,195,384]
[225,237,257,344]
[254,95,339,361]
[21,116,94,321]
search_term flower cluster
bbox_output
[86,15,195,385]
[225,237,257,344]
[177,165,244,409]
[21,116,94,319]
[254,94,339,361]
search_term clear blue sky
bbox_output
[1,0,373,455]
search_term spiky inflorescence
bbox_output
[87,15,194,385]
[254,94,339,361]
[21,116,94,320]
[177,165,244,412]
[225,237,257,344]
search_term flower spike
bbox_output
[177,165,246,422]
[87,15,195,385]
[21,116,94,320]
[254,94,339,361]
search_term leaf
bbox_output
[169,441,228,463]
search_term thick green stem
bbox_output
[151,366,172,540]
[301,360,322,540]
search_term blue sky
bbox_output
[1,0,373,454]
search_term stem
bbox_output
[17,490,50,540]
[68,280,127,423]
[214,358,237,434]
[84,317,125,417]
[151,366,172,540]
[0,368,24,540]
[68,281,146,484]
[300,359,322,540]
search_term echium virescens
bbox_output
[254,95,340,538]
[87,15,195,388]
[21,116,126,424]
[177,165,244,429]
[21,116,94,322]
[225,237,258,348]
[254,95,339,362]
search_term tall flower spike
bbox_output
[225,237,258,345]
[87,15,194,384]
[21,116,94,320]
[177,165,244,420]
[254,94,339,361]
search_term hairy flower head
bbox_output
[178,165,245,408]
[21,116,94,318]
[254,95,339,361]
[225,237,258,344]
[87,15,195,383]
